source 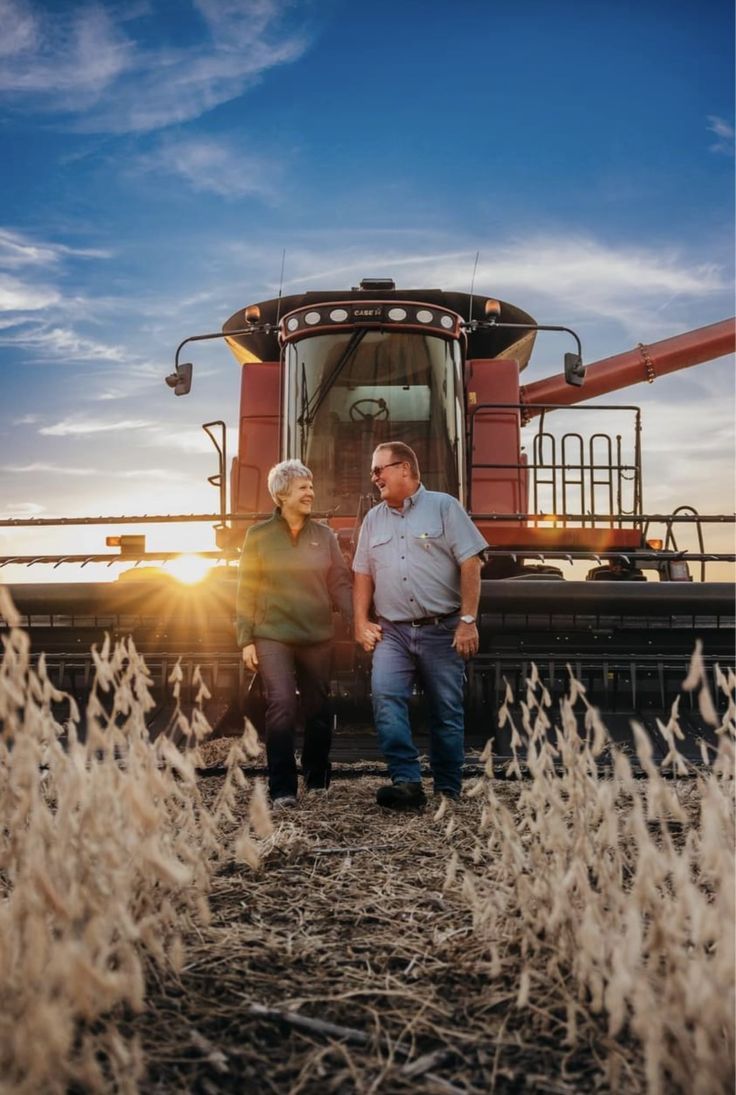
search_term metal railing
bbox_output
[468,401,643,526]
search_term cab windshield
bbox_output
[284,329,464,514]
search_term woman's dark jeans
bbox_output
[254,638,333,799]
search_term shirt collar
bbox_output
[386,482,424,515]
[403,483,424,511]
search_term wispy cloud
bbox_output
[0,501,45,516]
[144,424,238,455]
[0,227,111,267]
[0,273,61,311]
[0,1,133,103]
[39,418,154,437]
[0,0,310,133]
[3,461,188,481]
[273,233,730,340]
[0,0,37,58]
[0,225,168,394]
[0,227,110,333]
[707,115,735,156]
[4,461,96,476]
[135,134,280,198]
[0,325,129,362]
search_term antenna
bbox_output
[468,250,480,323]
[275,249,287,326]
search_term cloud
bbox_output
[0,1,133,103]
[0,228,111,331]
[0,227,111,268]
[707,115,735,156]
[4,461,95,476]
[0,0,38,58]
[0,325,129,362]
[274,233,731,341]
[39,417,154,437]
[2,461,188,481]
[0,273,61,311]
[135,135,280,198]
[144,424,239,454]
[0,501,44,516]
[0,0,310,133]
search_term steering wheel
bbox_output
[348,398,390,422]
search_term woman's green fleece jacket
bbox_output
[235,511,353,647]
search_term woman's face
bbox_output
[279,476,315,519]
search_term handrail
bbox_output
[664,506,707,582]
[1,511,733,528]
[468,400,643,524]
[1,548,734,569]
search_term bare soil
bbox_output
[124,771,643,1095]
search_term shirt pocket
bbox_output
[411,525,444,553]
[369,531,394,570]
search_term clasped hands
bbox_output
[357,621,383,652]
[355,619,478,659]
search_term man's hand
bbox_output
[452,620,479,659]
[242,644,258,672]
[356,620,383,653]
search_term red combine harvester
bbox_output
[2,279,734,762]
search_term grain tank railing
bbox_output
[468,400,644,531]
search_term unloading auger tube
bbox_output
[1,281,734,767]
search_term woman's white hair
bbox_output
[267,459,312,504]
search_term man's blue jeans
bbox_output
[371,618,466,794]
[255,639,333,799]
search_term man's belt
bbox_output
[392,610,460,628]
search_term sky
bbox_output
[0,0,734,583]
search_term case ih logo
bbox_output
[353,306,383,318]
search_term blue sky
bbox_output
[0,0,734,580]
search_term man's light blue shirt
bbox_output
[352,484,487,621]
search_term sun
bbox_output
[166,554,214,585]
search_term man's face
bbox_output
[280,476,315,516]
[371,448,410,507]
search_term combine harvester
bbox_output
[2,280,734,762]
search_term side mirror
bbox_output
[165,362,193,396]
[564,352,585,387]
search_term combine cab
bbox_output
[2,279,734,761]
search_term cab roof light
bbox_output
[356,278,396,292]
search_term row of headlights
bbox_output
[282,305,458,335]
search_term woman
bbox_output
[235,460,353,808]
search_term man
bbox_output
[352,442,487,808]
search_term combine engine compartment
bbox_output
[2,280,734,763]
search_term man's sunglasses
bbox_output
[370,461,404,479]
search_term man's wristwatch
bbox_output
[460,614,476,625]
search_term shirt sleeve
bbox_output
[441,496,488,564]
[235,526,261,647]
[352,513,372,575]
[326,530,354,624]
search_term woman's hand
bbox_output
[356,621,382,653]
[242,644,259,672]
